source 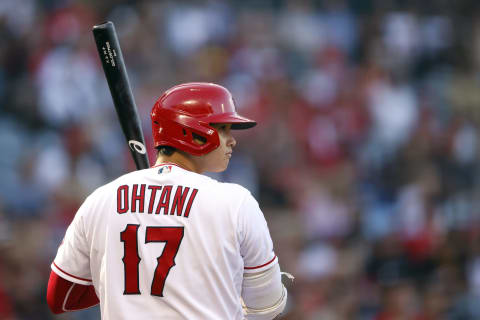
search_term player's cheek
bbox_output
[221,154,229,169]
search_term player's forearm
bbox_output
[242,263,287,320]
[47,271,99,314]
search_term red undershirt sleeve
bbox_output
[47,271,99,314]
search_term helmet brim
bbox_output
[231,122,256,129]
[206,113,257,130]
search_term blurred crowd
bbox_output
[2,0,480,319]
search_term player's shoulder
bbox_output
[206,179,256,208]
[169,166,250,194]
[170,169,252,201]
[217,181,251,196]
[85,166,253,200]
[85,168,148,199]
[193,172,248,192]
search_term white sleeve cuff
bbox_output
[51,262,93,286]
[244,255,278,274]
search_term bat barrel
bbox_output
[92,21,150,170]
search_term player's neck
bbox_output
[155,153,201,173]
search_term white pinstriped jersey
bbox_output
[52,163,278,320]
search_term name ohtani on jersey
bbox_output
[117,184,198,217]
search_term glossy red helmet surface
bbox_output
[151,82,256,155]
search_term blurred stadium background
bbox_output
[1,0,480,319]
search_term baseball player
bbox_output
[47,83,288,319]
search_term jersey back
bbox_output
[52,164,277,319]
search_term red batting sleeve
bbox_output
[47,271,99,314]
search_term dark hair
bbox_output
[156,146,176,156]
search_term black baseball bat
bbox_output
[92,21,150,170]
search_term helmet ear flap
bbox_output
[151,108,220,155]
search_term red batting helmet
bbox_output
[151,82,256,155]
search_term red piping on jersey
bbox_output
[244,255,277,270]
[53,262,92,282]
[151,162,190,171]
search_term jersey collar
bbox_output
[151,162,190,171]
